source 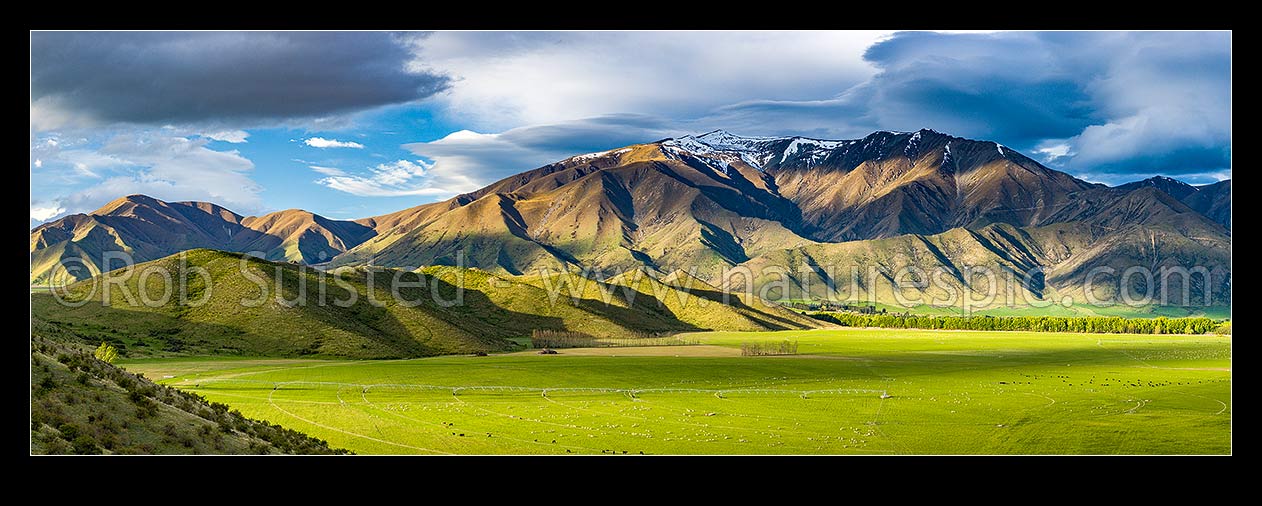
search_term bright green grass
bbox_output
[124,328,1231,455]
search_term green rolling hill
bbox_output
[32,249,821,359]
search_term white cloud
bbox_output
[30,96,87,131]
[371,160,427,185]
[30,204,65,221]
[706,31,1231,177]
[316,159,464,197]
[304,137,365,149]
[411,31,887,130]
[44,135,263,216]
[73,162,99,178]
[400,116,681,196]
[203,130,250,143]
[1033,142,1073,160]
[1063,108,1229,173]
[309,165,347,176]
[31,136,128,183]
[61,149,130,179]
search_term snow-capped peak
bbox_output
[780,137,844,164]
[663,130,787,169]
[692,130,781,151]
[663,130,847,169]
[906,131,922,157]
[662,135,714,154]
[660,127,1013,172]
[567,147,631,162]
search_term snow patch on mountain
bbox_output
[666,130,852,170]
[694,130,780,150]
[568,147,632,162]
[780,137,844,164]
[663,131,772,168]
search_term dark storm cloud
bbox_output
[858,31,1100,144]
[31,32,449,127]
[710,31,1231,179]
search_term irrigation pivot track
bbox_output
[190,378,889,398]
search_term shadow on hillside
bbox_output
[678,283,809,330]
[566,281,705,335]
[30,255,578,359]
[433,268,709,336]
[31,249,822,361]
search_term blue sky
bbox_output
[30,31,1231,225]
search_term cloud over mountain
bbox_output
[710,31,1231,182]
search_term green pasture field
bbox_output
[123,328,1231,455]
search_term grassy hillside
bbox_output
[30,319,348,454]
[33,249,497,358]
[32,249,818,360]
[607,268,823,331]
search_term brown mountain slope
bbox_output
[32,195,243,285]
[730,192,1229,307]
[331,149,815,277]
[1116,175,1199,201]
[1181,179,1231,230]
[1028,187,1231,304]
[332,129,1228,307]
[31,195,377,284]
[232,209,374,264]
[32,129,1230,308]
[761,130,1098,240]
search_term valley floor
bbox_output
[122,329,1232,455]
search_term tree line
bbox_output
[782,301,885,314]
[740,340,799,356]
[807,312,1229,335]
[530,329,697,349]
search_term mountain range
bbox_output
[31,129,1231,306]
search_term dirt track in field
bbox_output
[507,345,742,357]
